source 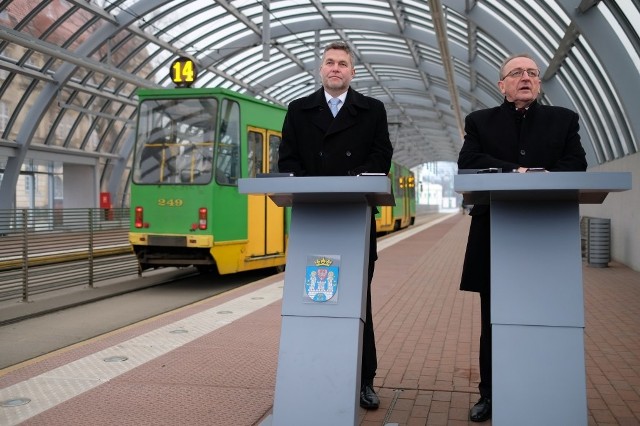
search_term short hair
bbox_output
[322,41,356,67]
[499,53,537,80]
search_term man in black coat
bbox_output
[278,41,393,410]
[458,53,587,422]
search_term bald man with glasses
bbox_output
[457,53,587,422]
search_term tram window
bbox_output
[176,142,213,184]
[268,133,281,173]
[134,98,217,185]
[175,124,214,184]
[248,131,264,178]
[137,127,173,184]
[216,100,240,185]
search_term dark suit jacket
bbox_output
[457,100,587,293]
[278,86,393,263]
[278,87,393,177]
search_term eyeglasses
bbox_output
[502,68,540,80]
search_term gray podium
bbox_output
[454,171,631,426]
[239,175,394,426]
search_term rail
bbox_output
[0,208,137,303]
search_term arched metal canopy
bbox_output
[0,0,638,207]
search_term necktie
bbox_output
[329,98,341,117]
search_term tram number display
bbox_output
[157,198,184,207]
[170,57,197,87]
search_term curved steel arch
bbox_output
[0,0,171,209]
[446,0,638,166]
[192,16,465,163]
[0,0,638,208]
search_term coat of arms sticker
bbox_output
[304,255,340,303]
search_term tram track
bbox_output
[0,211,445,326]
[0,212,450,370]
[0,267,278,369]
[0,265,199,327]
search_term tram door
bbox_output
[378,171,395,229]
[246,127,285,258]
[399,176,410,227]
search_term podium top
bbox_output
[454,171,632,204]
[238,175,395,207]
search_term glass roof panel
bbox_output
[600,1,640,76]
[0,0,639,209]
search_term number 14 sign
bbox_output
[170,57,198,87]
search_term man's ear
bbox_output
[497,80,505,95]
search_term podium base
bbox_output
[493,325,587,425]
[272,316,363,426]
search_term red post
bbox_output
[100,192,113,220]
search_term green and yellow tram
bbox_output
[129,57,414,275]
[129,59,288,274]
[376,162,416,233]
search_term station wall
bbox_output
[582,152,639,272]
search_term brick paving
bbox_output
[1,213,638,425]
[361,214,640,426]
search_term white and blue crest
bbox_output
[304,257,339,302]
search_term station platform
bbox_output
[1,213,639,425]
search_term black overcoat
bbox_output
[457,100,588,293]
[278,86,393,264]
[278,87,393,177]
[278,86,393,383]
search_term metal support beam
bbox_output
[263,0,271,61]
[0,0,172,212]
[429,0,464,142]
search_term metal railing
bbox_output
[0,208,138,303]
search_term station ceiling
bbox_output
[0,0,639,206]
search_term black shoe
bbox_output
[469,396,491,422]
[360,382,379,410]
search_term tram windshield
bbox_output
[133,98,217,184]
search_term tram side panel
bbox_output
[376,162,416,233]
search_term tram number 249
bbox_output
[157,198,184,207]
